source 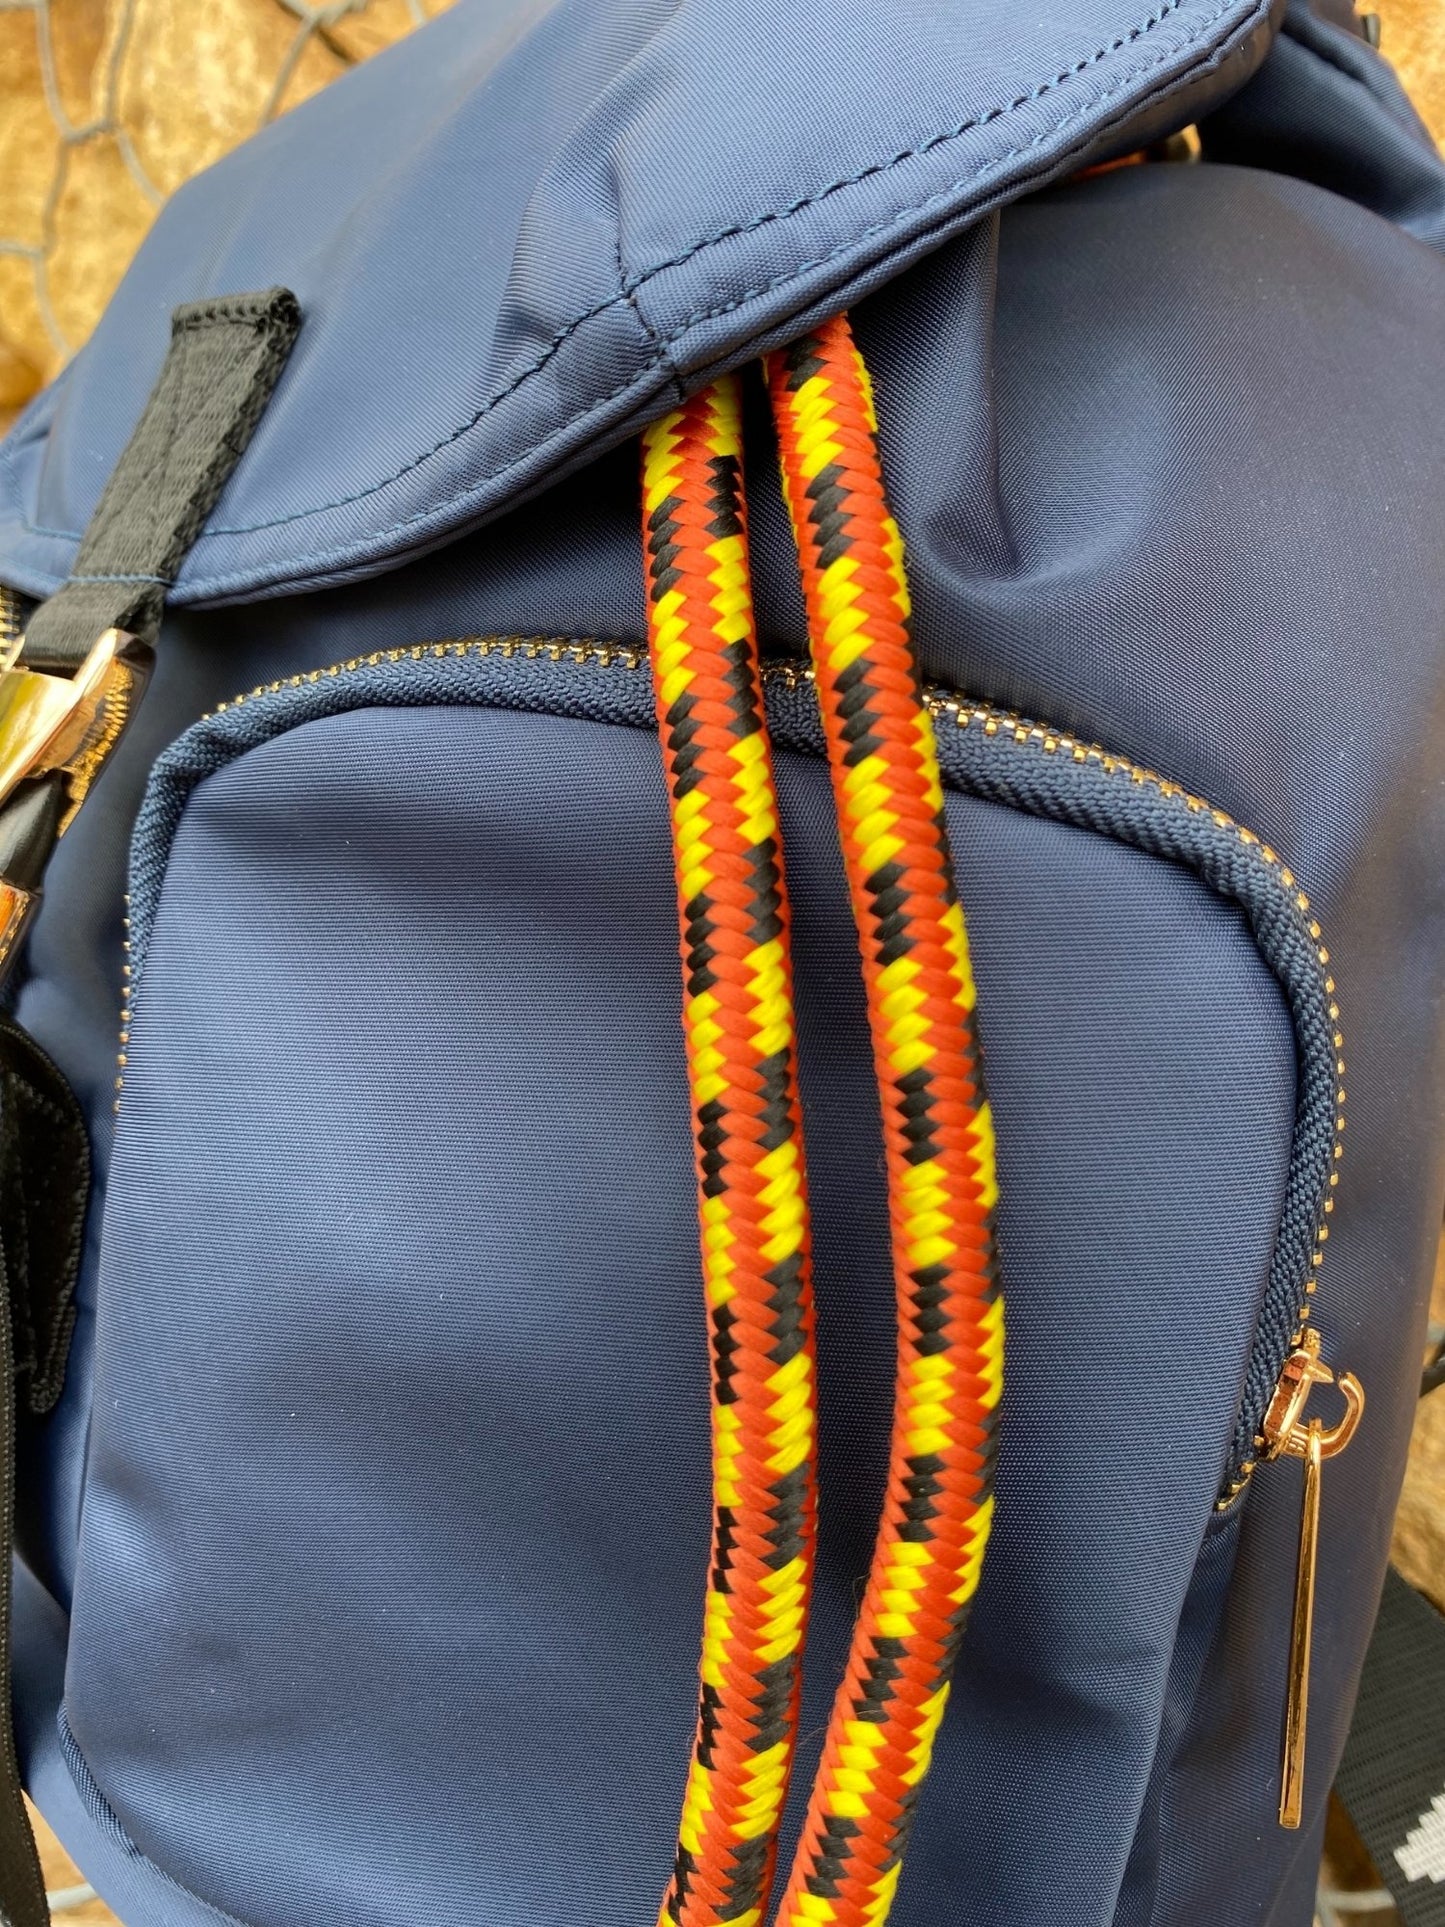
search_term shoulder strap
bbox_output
[1,286,301,1927]
[0,1016,90,1927]
[0,1238,45,1927]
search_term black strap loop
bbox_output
[21,288,301,671]
[0,1242,46,1927]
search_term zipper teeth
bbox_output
[118,641,644,1108]
[206,636,645,715]
[119,634,1344,1501]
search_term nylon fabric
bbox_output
[0,284,302,1916]
[1202,4,1445,250]
[1112,1509,1246,1927]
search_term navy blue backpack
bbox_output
[1,2,1443,1923]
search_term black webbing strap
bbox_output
[1,287,301,1926]
[0,1019,88,1927]
[1335,1567,1445,1925]
[0,1239,44,1927]
[22,287,301,669]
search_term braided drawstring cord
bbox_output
[643,313,1002,1927]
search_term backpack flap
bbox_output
[0,0,1282,605]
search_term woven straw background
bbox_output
[0,0,455,422]
[2,0,1443,1918]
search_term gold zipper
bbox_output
[0,582,152,977]
[912,672,1362,1830]
[115,630,1361,1832]
[205,635,645,714]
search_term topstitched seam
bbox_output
[68,572,170,585]
[205,0,1252,540]
[5,0,1261,556]
[615,222,686,413]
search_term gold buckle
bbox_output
[0,882,34,975]
[0,626,153,976]
[0,626,153,833]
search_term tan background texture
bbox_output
[2,0,1442,1918]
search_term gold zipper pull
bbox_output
[1259,1330,1364,1828]
[1280,1416,1323,1830]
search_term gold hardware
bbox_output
[1259,1330,1364,1829]
[1280,1418,1322,1831]
[1260,1329,1364,1464]
[0,626,153,833]
[0,583,23,659]
[0,881,35,975]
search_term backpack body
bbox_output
[2,3,1444,1923]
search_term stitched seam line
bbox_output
[10,0,1260,554]
[68,572,169,584]
[56,1709,261,1927]
[205,0,1249,539]
[620,0,1191,282]
[615,222,685,411]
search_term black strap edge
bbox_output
[1335,1567,1445,1925]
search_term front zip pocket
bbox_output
[60,635,1349,1927]
[121,634,1345,1502]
